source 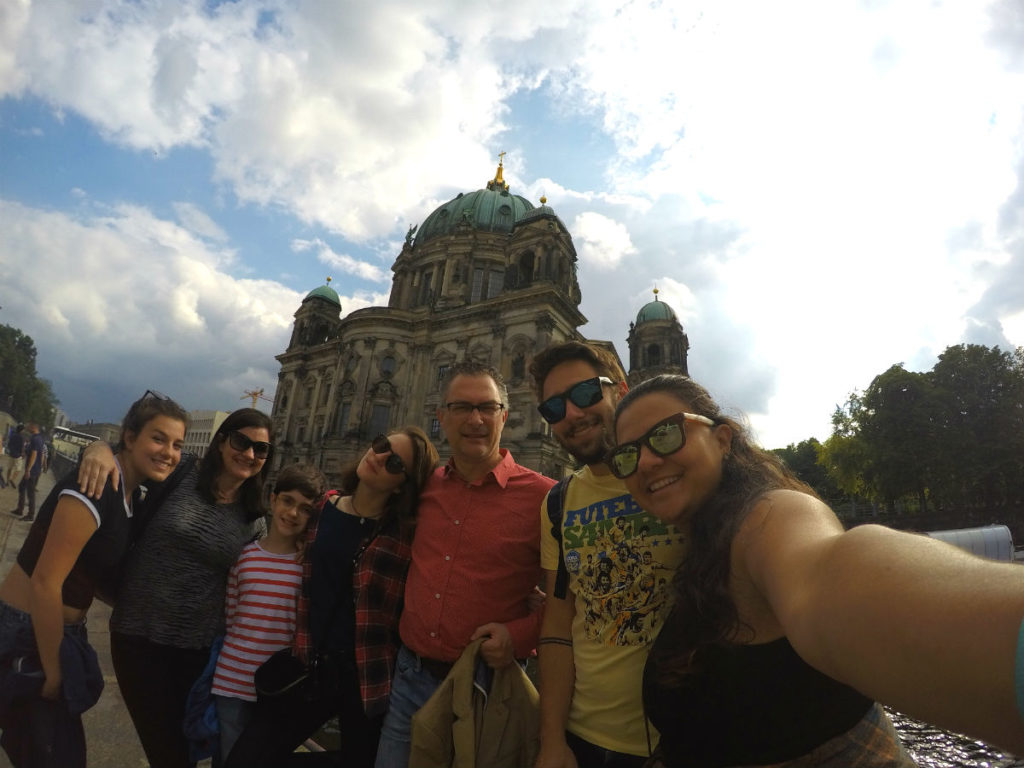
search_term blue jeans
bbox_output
[215,695,255,764]
[374,645,445,768]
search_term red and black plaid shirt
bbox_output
[293,491,414,717]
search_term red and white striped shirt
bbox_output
[211,540,302,702]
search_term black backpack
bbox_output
[546,476,572,599]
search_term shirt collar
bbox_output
[441,448,514,488]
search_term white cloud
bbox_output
[173,201,229,242]
[0,198,298,421]
[3,0,1024,452]
[572,211,637,270]
[290,238,388,283]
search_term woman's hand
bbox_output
[77,441,118,499]
[41,675,62,701]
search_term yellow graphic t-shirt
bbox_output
[540,466,687,756]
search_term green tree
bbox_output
[928,344,1024,508]
[858,364,938,511]
[0,324,58,425]
[772,437,841,501]
[819,392,871,499]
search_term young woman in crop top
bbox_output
[0,392,188,767]
[609,375,1024,766]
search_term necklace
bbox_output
[349,495,383,525]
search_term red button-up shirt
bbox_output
[400,449,555,662]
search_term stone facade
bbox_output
[271,163,690,486]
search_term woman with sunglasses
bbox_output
[610,375,1024,767]
[76,407,274,768]
[225,426,439,768]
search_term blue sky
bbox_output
[2,0,1024,449]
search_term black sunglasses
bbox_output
[227,430,273,460]
[607,411,715,479]
[538,376,614,424]
[372,434,407,475]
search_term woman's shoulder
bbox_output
[736,490,843,549]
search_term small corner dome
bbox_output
[636,297,677,325]
[304,282,341,307]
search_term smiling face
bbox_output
[218,425,271,484]
[614,391,731,529]
[123,414,186,485]
[269,489,316,540]
[356,431,415,493]
[541,359,622,468]
[438,373,507,469]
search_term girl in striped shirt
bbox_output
[211,463,325,763]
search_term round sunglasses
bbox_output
[608,411,715,479]
[537,376,614,424]
[371,434,407,475]
[227,430,273,460]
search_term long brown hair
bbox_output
[335,425,439,525]
[614,375,815,679]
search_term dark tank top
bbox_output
[644,630,873,767]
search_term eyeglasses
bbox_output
[227,430,273,460]
[371,434,407,475]
[444,402,506,418]
[142,389,171,401]
[538,376,614,424]
[607,411,715,479]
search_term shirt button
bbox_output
[430,631,436,637]
[444,555,451,561]
[434,593,441,599]
[454,520,461,525]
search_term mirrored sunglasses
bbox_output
[538,376,614,424]
[371,434,407,475]
[227,430,273,460]
[608,411,715,479]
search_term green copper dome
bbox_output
[636,292,677,324]
[304,281,341,307]
[414,161,535,246]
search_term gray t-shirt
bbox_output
[110,464,265,648]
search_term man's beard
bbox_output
[559,416,614,466]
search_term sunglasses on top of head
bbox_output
[371,434,407,475]
[537,376,614,424]
[607,411,715,479]
[227,430,273,460]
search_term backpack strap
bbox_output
[546,476,573,600]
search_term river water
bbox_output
[890,709,1023,767]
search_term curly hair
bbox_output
[614,374,815,680]
[334,425,439,525]
[197,408,275,521]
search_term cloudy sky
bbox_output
[2,0,1023,450]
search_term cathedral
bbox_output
[270,159,690,483]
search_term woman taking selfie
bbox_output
[78,408,274,768]
[0,392,188,767]
[610,374,1024,767]
[225,426,439,768]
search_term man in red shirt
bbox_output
[375,362,555,767]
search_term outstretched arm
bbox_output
[738,489,1024,753]
[77,441,118,499]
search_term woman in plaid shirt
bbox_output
[226,426,439,768]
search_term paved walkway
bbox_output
[0,469,156,768]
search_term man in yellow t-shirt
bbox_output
[530,342,686,768]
